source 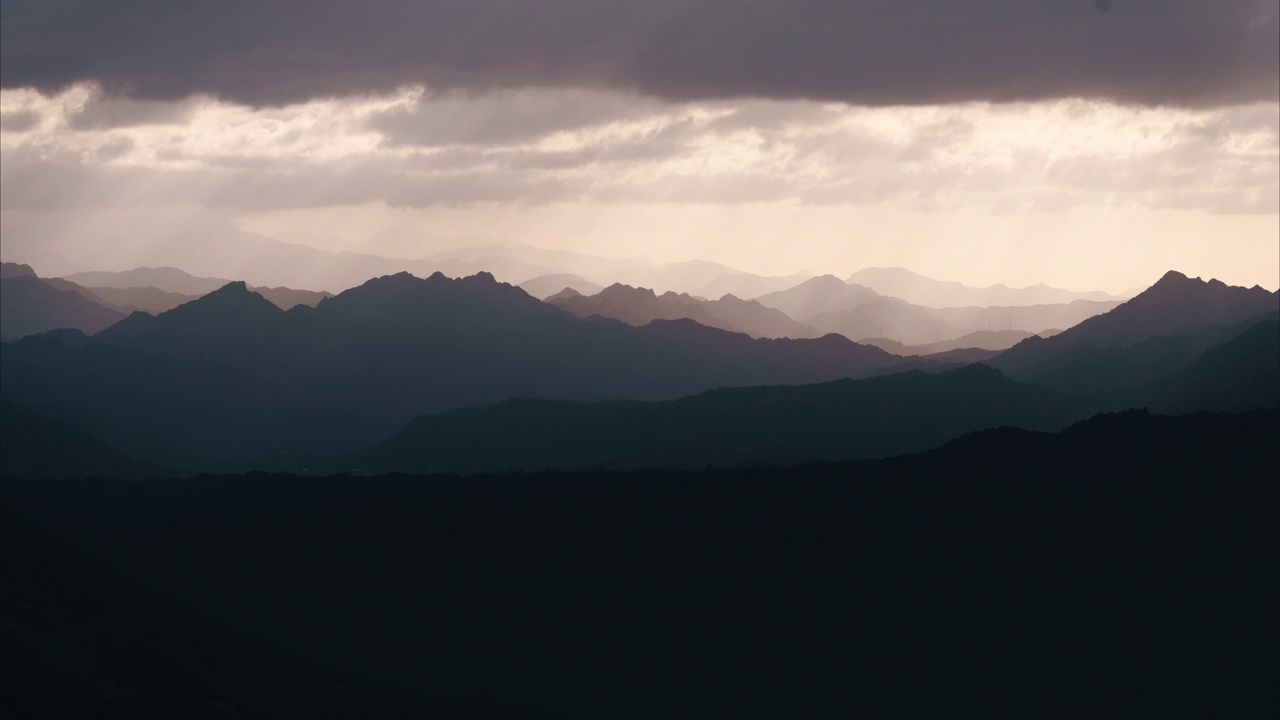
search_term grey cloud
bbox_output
[65,91,196,129]
[369,89,668,147]
[1,1,1275,108]
[1,109,41,132]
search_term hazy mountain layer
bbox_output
[758,275,1118,345]
[549,282,818,338]
[848,266,1124,307]
[0,274,124,339]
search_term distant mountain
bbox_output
[994,271,1279,381]
[62,267,331,309]
[862,330,1037,356]
[9,272,912,470]
[549,283,818,338]
[754,275,883,320]
[848,267,1124,308]
[696,271,813,301]
[361,364,1081,474]
[80,285,199,314]
[756,275,1116,345]
[808,297,956,346]
[519,274,605,299]
[65,267,234,295]
[0,275,125,338]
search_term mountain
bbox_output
[695,271,813,300]
[0,261,37,279]
[63,267,331,309]
[519,273,605,299]
[361,364,1080,473]
[0,275,125,338]
[11,272,911,470]
[753,275,883,320]
[65,267,234,295]
[848,267,1124,307]
[862,330,1037,356]
[993,271,1280,382]
[549,283,818,338]
[808,297,956,345]
[756,275,1117,345]
[78,285,199,314]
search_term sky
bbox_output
[1,0,1278,293]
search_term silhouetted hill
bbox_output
[1,332,365,473]
[13,272,911,470]
[519,273,604,299]
[5,408,1275,719]
[990,273,1280,398]
[994,271,1279,378]
[362,364,1080,473]
[0,275,125,338]
[0,402,162,479]
[550,282,818,338]
[0,261,37,279]
[848,266,1123,307]
[1144,319,1280,414]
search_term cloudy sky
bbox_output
[2,0,1277,292]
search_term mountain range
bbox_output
[548,283,817,338]
[2,262,1276,477]
[4,271,929,471]
[847,266,1128,307]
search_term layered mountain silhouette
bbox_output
[548,282,818,338]
[362,364,1080,474]
[992,271,1279,393]
[756,275,1118,345]
[64,267,331,310]
[518,273,605,299]
[0,267,125,338]
[848,267,1126,307]
[6,272,920,470]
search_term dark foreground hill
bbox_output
[4,409,1277,719]
[363,364,1082,473]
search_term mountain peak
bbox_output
[1152,270,1193,287]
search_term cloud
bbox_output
[1,1,1275,108]
[3,83,1275,215]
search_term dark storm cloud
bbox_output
[2,1,1275,108]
